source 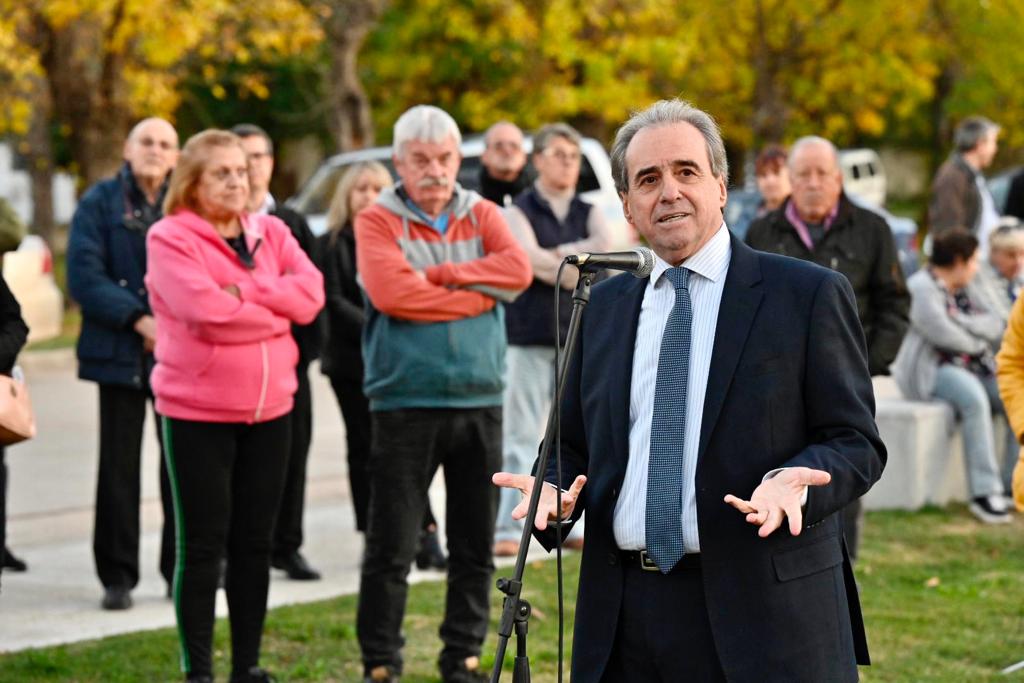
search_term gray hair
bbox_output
[393,105,462,157]
[230,123,273,156]
[610,99,728,194]
[787,136,839,170]
[954,116,999,153]
[533,122,581,154]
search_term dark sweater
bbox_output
[318,227,365,383]
[271,205,324,365]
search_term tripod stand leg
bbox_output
[512,605,531,683]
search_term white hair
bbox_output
[393,105,462,157]
[787,136,839,169]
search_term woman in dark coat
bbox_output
[0,270,30,588]
[319,161,447,569]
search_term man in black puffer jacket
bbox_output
[746,135,909,562]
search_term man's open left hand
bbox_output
[723,467,831,537]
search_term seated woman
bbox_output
[892,229,1015,524]
[146,129,324,683]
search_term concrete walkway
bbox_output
[0,350,542,653]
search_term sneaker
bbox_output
[364,665,400,683]
[415,529,448,571]
[969,495,1012,524]
[441,656,488,683]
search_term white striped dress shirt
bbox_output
[613,224,731,553]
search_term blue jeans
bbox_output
[931,365,1015,498]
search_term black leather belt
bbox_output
[620,549,702,572]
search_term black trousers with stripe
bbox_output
[162,414,290,678]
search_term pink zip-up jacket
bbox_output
[146,209,324,423]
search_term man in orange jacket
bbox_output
[354,105,532,683]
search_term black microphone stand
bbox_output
[490,267,595,683]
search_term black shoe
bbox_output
[440,656,487,683]
[415,529,448,571]
[271,551,321,581]
[364,665,400,683]
[2,547,26,572]
[230,666,276,682]
[186,676,213,683]
[101,586,133,610]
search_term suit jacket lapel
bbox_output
[698,237,764,463]
[605,275,647,470]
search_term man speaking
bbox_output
[494,100,886,682]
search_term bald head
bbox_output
[482,121,526,181]
[124,118,179,196]
[788,136,843,223]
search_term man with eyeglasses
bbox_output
[745,135,909,562]
[478,121,531,207]
[67,117,180,611]
[494,122,612,557]
[230,123,324,582]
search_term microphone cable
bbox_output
[551,259,570,683]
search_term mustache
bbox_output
[417,176,450,188]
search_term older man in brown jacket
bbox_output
[929,116,1001,256]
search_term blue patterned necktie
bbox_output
[645,266,692,574]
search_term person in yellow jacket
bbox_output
[996,294,1024,510]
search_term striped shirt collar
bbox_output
[650,222,731,287]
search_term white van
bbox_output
[838,148,886,207]
[286,134,635,248]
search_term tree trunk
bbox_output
[30,4,132,193]
[750,0,787,146]
[321,0,388,152]
[24,77,56,244]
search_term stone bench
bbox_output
[862,377,1009,511]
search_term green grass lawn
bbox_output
[3,506,1024,682]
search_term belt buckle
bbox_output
[638,550,660,572]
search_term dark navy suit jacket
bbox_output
[538,235,886,682]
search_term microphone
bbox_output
[565,247,655,278]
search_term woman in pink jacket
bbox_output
[146,130,324,683]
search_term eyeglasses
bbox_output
[544,149,581,164]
